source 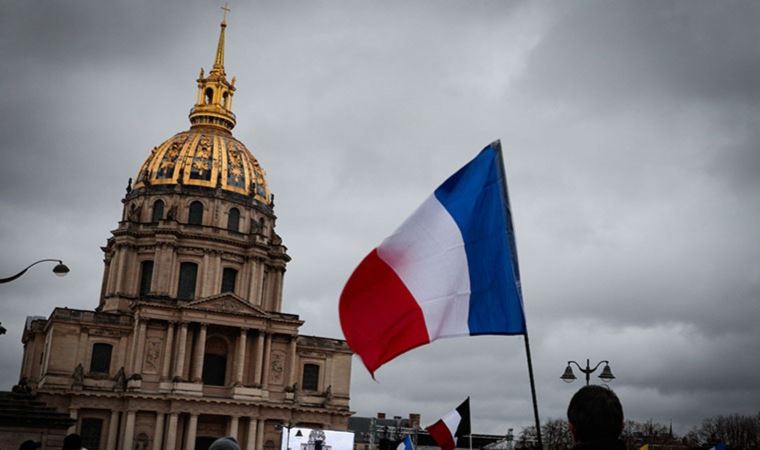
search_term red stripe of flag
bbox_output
[427,420,457,450]
[339,249,430,376]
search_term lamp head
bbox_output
[598,364,615,382]
[53,262,70,277]
[560,365,576,383]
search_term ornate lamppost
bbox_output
[0,259,70,284]
[560,359,615,385]
[276,422,303,450]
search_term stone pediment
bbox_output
[182,294,269,317]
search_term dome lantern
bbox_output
[189,6,237,132]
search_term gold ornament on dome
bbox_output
[131,10,271,205]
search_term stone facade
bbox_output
[18,14,352,450]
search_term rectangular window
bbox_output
[302,363,320,391]
[139,260,154,296]
[177,262,198,300]
[81,417,104,450]
[90,343,113,374]
[221,268,238,293]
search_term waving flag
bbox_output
[396,436,415,450]
[339,141,526,375]
[426,398,471,450]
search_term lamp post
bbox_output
[277,422,303,450]
[0,259,70,284]
[560,359,615,386]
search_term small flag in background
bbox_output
[339,141,527,376]
[426,398,471,450]
[396,436,415,450]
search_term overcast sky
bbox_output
[1,0,759,437]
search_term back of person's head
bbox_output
[209,436,240,450]
[62,433,83,450]
[567,385,624,443]
[19,441,41,450]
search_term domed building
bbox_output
[17,13,352,450]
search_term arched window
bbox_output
[222,91,229,108]
[202,336,228,386]
[90,343,113,374]
[177,262,198,300]
[221,268,237,293]
[227,208,240,232]
[205,88,214,104]
[139,260,154,296]
[188,201,204,225]
[151,199,164,223]
[302,363,320,391]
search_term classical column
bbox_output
[254,332,265,385]
[261,334,272,388]
[234,328,248,385]
[67,408,78,434]
[153,412,165,450]
[246,418,258,450]
[185,413,199,450]
[161,321,176,380]
[273,270,284,311]
[165,413,179,450]
[106,410,119,450]
[256,419,265,450]
[174,322,189,379]
[228,416,240,439]
[122,410,136,450]
[192,323,208,382]
[133,320,148,374]
[288,336,298,386]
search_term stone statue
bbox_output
[72,363,84,387]
[114,367,127,392]
[322,385,333,407]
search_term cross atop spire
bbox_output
[221,2,230,25]
[212,3,229,73]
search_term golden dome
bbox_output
[133,129,270,204]
[132,12,270,205]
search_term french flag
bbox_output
[339,141,527,375]
[426,398,471,450]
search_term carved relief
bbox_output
[270,350,286,385]
[144,339,162,373]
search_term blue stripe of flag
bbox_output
[433,141,527,335]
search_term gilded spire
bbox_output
[212,3,230,74]
[188,3,237,132]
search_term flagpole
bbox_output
[524,332,543,450]
[493,141,543,450]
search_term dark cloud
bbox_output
[2,0,759,437]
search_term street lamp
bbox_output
[561,359,615,385]
[277,422,303,450]
[0,259,70,284]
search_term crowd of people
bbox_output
[17,385,625,450]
